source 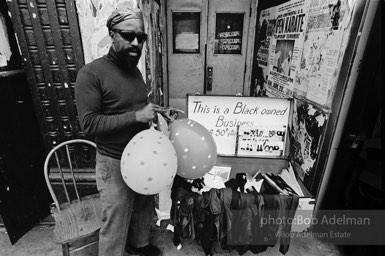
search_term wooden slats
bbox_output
[6,0,86,151]
[6,0,49,148]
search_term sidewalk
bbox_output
[1,224,342,256]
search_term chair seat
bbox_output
[52,193,102,243]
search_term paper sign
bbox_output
[237,125,286,157]
[187,95,291,156]
[201,166,232,192]
[175,33,199,50]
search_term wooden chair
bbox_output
[44,139,102,256]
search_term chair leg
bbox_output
[62,243,70,256]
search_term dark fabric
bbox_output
[224,178,239,191]
[75,47,149,159]
[248,193,266,255]
[170,186,195,246]
[230,190,241,209]
[219,188,233,243]
[172,200,182,246]
[225,174,247,193]
[279,195,299,255]
[199,190,219,255]
[261,194,281,247]
[260,178,281,195]
[232,193,258,255]
[249,194,299,255]
[200,207,217,256]
[171,180,299,255]
[193,193,204,243]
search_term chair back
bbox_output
[44,139,96,209]
[44,139,102,243]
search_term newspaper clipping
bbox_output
[294,0,351,106]
[256,0,355,108]
[256,0,308,98]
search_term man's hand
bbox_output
[157,106,185,121]
[135,103,162,123]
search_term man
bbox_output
[281,50,292,76]
[75,4,162,256]
[273,49,282,72]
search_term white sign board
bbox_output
[187,95,291,156]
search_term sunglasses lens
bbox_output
[136,34,147,43]
[120,32,136,41]
[118,31,147,43]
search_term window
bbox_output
[172,12,200,54]
[214,13,244,54]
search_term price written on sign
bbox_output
[187,95,291,156]
[237,126,287,157]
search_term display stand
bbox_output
[187,94,315,231]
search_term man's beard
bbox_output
[117,47,141,70]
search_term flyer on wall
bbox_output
[289,99,328,180]
[256,0,309,99]
[294,0,355,107]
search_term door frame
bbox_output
[162,0,257,110]
[205,0,257,96]
[242,0,257,96]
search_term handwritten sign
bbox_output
[237,125,286,157]
[187,95,291,156]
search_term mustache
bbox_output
[124,47,141,54]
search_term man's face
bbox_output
[111,19,145,69]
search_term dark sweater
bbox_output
[75,48,149,159]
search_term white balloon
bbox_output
[121,128,178,195]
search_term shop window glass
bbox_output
[215,13,244,54]
[172,12,200,54]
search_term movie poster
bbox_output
[290,99,328,180]
[294,0,353,106]
[256,0,309,98]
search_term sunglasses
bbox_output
[111,29,148,43]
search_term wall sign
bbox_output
[187,95,291,156]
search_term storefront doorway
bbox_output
[166,0,257,115]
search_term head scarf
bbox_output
[106,3,143,31]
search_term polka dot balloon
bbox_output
[169,118,217,179]
[121,127,177,195]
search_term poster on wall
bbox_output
[289,99,328,180]
[256,0,309,98]
[0,13,12,67]
[294,0,353,106]
[187,95,291,156]
[255,7,276,97]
